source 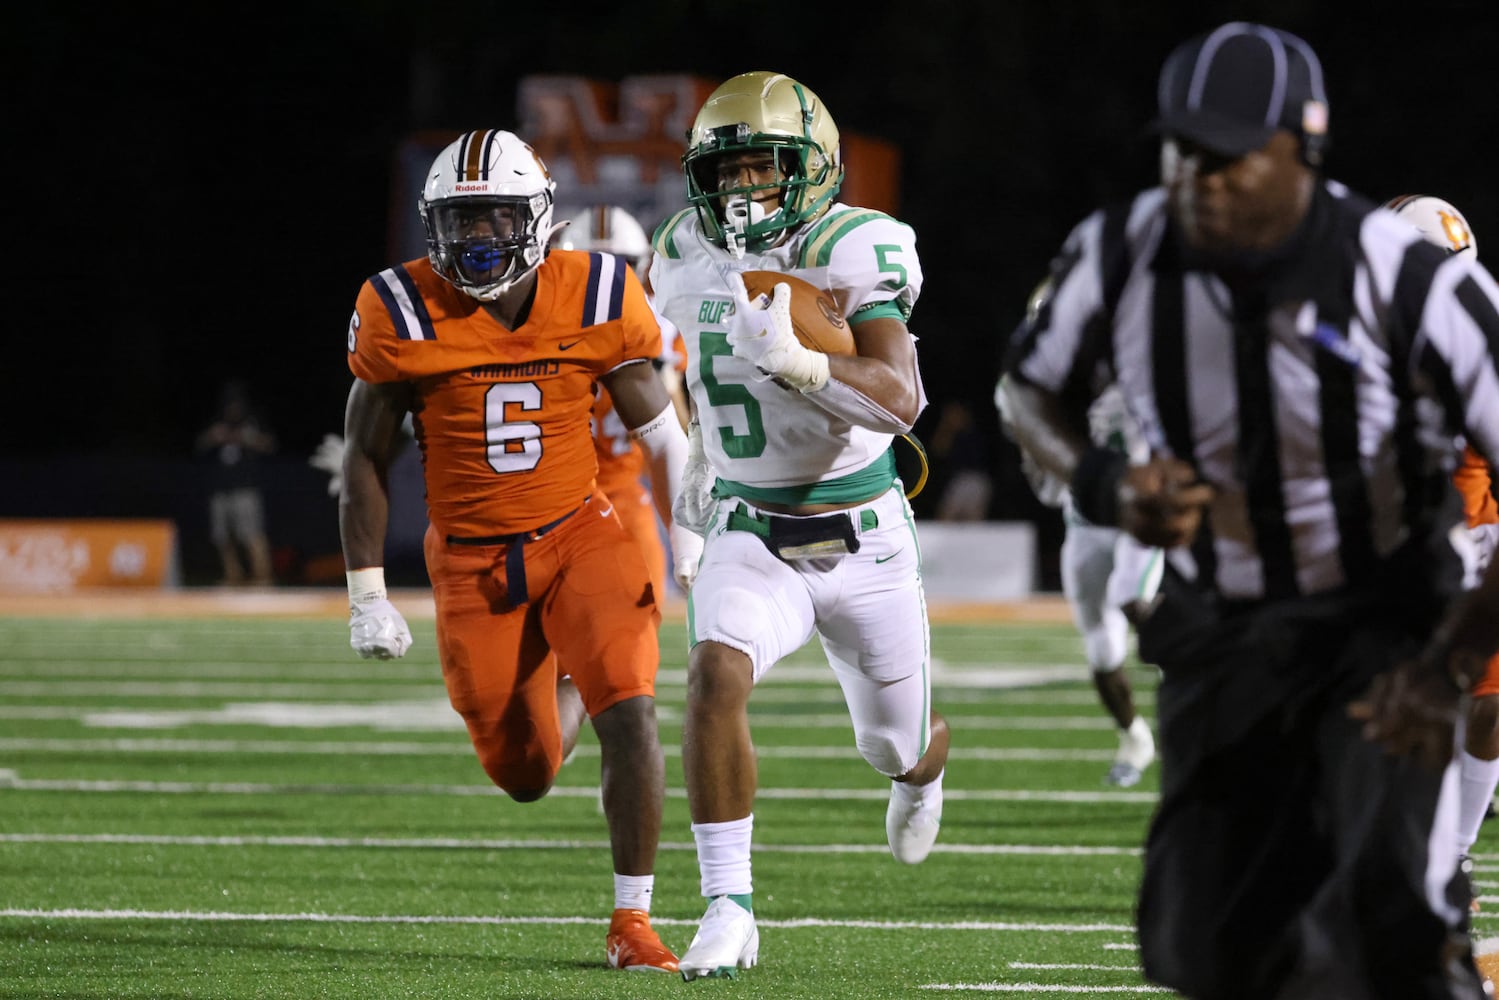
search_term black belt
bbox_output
[724,502,872,561]
[445,503,583,605]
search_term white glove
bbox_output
[671,421,716,535]
[670,525,704,592]
[725,273,829,392]
[350,597,413,659]
[1473,522,1499,574]
[310,433,346,498]
[347,570,411,659]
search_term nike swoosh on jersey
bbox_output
[559,339,583,350]
[599,504,615,518]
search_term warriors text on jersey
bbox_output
[347,250,663,536]
[649,204,924,502]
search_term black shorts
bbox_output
[1134,602,1483,999]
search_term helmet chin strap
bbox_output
[723,195,780,259]
[462,256,529,301]
[467,282,510,302]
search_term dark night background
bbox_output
[10,1,1498,585]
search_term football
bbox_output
[740,270,856,356]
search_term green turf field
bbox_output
[0,608,1491,998]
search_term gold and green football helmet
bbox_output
[683,71,844,256]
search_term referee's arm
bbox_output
[1001,375,1211,550]
[995,375,1089,492]
[1356,252,1499,761]
[999,211,1113,501]
[1000,211,1211,550]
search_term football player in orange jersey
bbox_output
[1389,195,1499,910]
[1453,442,1499,908]
[338,130,701,973]
[559,206,694,601]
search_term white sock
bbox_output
[892,771,944,812]
[1457,751,1499,854]
[691,815,754,898]
[613,873,655,913]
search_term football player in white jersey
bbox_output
[999,377,1162,786]
[649,70,950,981]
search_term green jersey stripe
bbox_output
[712,448,897,506]
[798,209,892,269]
[651,209,694,260]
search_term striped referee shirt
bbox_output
[1007,181,1499,603]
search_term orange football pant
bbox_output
[610,478,666,602]
[423,491,661,798]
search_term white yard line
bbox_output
[0,737,1132,763]
[0,907,1132,934]
[0,705,1128,733]
[0,774,1155,804]
[0,667,1092,697]
[920,985,1171,994]
[1010,963,1143,971]
[0,832,1144,856]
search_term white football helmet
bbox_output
[557,206,651,271]
[1386,194,1478,259]
[419,130,557,300]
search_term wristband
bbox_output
[783,349,830,393]
[1069,447,1128,527]
[347,566,388,605]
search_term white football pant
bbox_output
[688,487,933,776]
[1061,517,1163,672]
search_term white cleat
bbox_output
[679,896,759,981]
[886,782,942,864]
[1106,716,1155,788]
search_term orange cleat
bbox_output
[606,908,679,973]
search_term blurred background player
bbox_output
[998,376,1159,786]
[195,378,277,586]
[1388,194,1499,904]
[928,400,995,522]
[559,205,695,598]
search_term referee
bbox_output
[999,21,1499,1000]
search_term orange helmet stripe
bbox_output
[457,130,502,182]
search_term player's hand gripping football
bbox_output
[1118,457,1214,549]
[725,272,829,392]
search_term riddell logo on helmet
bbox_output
[454,183,491,192]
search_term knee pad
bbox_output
[856,726,917,778]
[1084,607,1129,671]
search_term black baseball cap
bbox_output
[1155,22,1329,161]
